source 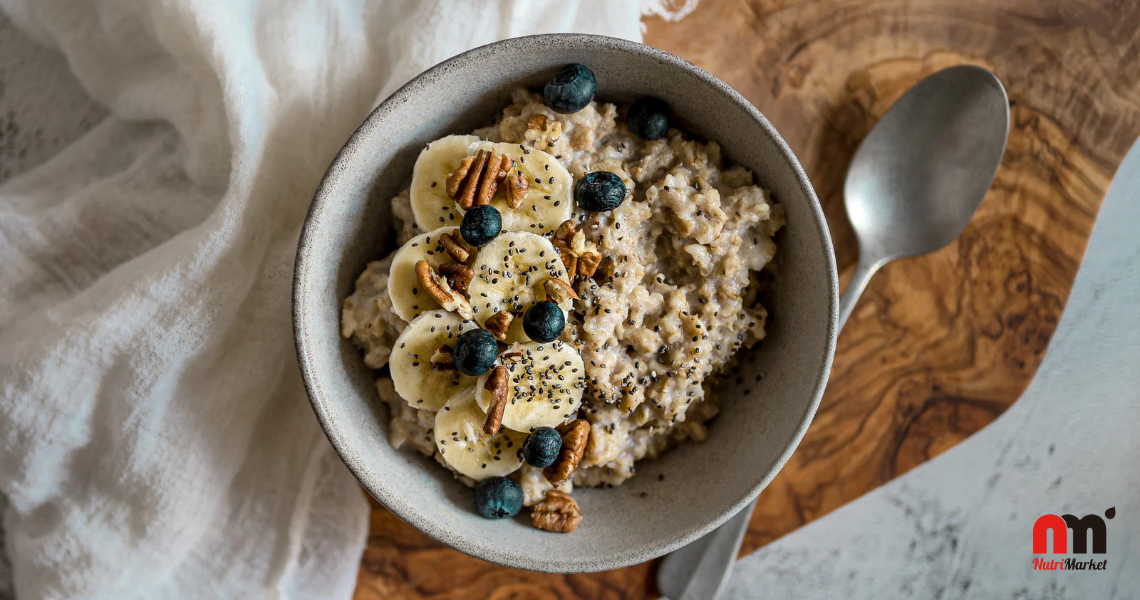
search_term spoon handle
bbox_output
[837,256,884,330]
[657,499,756,600]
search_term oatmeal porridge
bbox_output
[341,64,783,531]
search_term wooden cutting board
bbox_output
[354,1,1140,597]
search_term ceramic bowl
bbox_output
[294,34,838,572]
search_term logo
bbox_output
[1031,507,1115,571]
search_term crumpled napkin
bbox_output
[0,0,694,597]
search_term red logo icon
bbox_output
[1031,507,1114,571]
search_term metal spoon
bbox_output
[658,65,1009,600]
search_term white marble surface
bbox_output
[2,13,1137,600]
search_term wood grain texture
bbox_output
[355,1,1140,597]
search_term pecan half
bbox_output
[438,263,474,292]
[484,311,513,341]
[505,173,528,208]
[448,150,490,210]
[414,260,473,320]
[531,490,582,533]
[414,260,452,306]
[439,232,471,264]
[482,366,509,435]
[494,153,513,182]
[577,252,602,278]
[475,150,503,207]
[543,419,590,485]
[445,156,476,199]
[430,345,457,372]
[544,277,579,304]
[448,150,522,210]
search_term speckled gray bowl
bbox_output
[294,34,838,572]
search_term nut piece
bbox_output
[552,220,576,251]
[482,366,509,435]
[543,419,590,485]
[439,232,471,264]
[526,115,564,152]
[430,344,457,372]
[475,150,503,207]
[458,150,490,209]
[414,260,452,306]
[445,155,476,199]
[415,260,474,320]
[477,151,506,208]
[577,252,602,278]
[499,350,523,363]
[505,173,529,208]
[438,263,474,292]
[531,489,582,533]
[526,114,551,132]
[447,150,491,210]
[447,150,524,210]
[444,295,474,321]
[570,230,588,255]
[494,153,513,182]
[551,220,602,279]
[484,311,513,341]
[543,277,579,304]
[560,252,578,278]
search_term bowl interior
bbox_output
[294,34,837,572]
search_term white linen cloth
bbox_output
[0,1,688,597]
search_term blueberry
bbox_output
[522,301,565,343]
[460,205,502,247]
[574,171,627,212]
[522,427,563,468]
[453,329,498,376]
[627,97,670,140]
[474,476,524,519]
[544,64,596,114]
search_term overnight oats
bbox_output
[341,64,784,532]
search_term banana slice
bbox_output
[390,310,480,411]
[475,341,585,433]
[388,226,469,322]
[466,231,572,342]
[408,135,574,234]
[410,135,480,231]
[466,140,574,234]
[435,388,527,480]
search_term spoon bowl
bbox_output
[838,65,1010,327]
[845,65,1010,261]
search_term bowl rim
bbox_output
[294,32,839,572]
